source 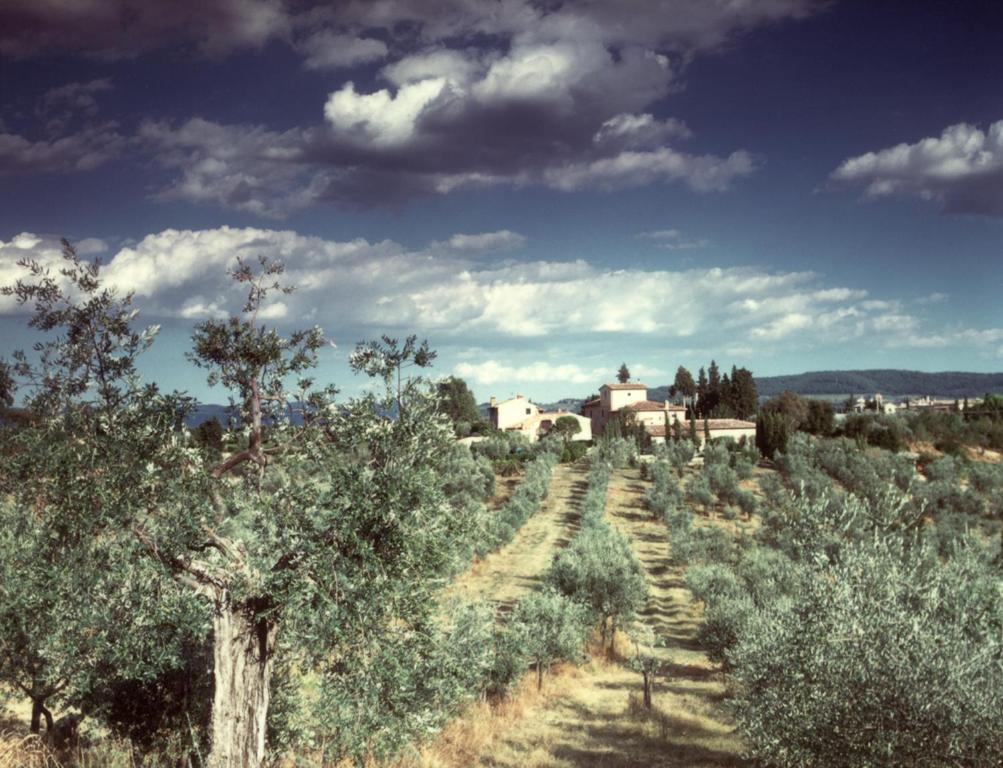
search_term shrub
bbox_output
[687,475,715,508]
[645,460,683,517]
[596,436,636,468]
[560,440,588,463]
[507,591,590,689]
[484,452,558,550]
[730,542,1003,768]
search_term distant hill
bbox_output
[753,370,1003,399]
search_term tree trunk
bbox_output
[207,591,276,768]
[536,660,543,691]
[29,699,52,734]
[643,672,652,710]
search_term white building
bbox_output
[648,419,757,446]
[581,382,686,438]
[489,395,592,443]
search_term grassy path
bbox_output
[445,461,587,617]
[476,466,747,768]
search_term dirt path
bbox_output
[477,466,747,768]
[445,462,588,617]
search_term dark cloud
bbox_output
[0,124,124,175]
[5,0,819,211]
[0,0,290,59]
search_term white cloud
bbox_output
[299,32,388,70]
[382,49,482,86]
[455,360,607,386]
[5,225,997,368]
[324,78,450,146]
[636,229,682,241]
[594,113,691,149]
[543,147,755,193]
[433,230,526,254]
[832,119,1003,216]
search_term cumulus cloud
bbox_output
[0,124,124,175]
[298,31,388,70]
[5,225,996,361]
[454,360,607,386]
[832,119,1003,216]
[636,228,709,250]
[0,76,123,175]
[136,118,317,217]
[122,0,820,212]
[5,225,1003,388]
[39,78,113,120]
[431,230,527,254]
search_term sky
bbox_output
[1,0,1002,404]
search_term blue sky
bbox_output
[1,0,1001,404]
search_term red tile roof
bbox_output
[647,419,755,437]
[623,399,685,412]
[706,419,756,429]
[600,382,648,390]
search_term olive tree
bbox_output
[0,244,458,767]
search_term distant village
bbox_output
[473,375,970,449]
[483,379,757,447]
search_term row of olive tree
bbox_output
[548,459,648,657]
[0,243,504,767]
[678,474,1003,766]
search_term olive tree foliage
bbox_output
[0,244,464,768]
[0,241,206,738]
[548,460,648,655]
[731,537,1003,768]
[684,475,1003,768]
[508,591,589,690]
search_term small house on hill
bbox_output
[648,418,757,446]
[488,395,592,443]
[582,382,686,438]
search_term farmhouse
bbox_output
[647,418,757,446]
[582,382,686,437]
[488,395,592,443]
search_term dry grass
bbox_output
[456,467,748,768]
[444,462,587,617]
[0,734,60,768]
[370,664,585,768]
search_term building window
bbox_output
[526,408,531,415]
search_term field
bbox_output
[379,460,747,768]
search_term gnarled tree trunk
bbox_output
[208,590,276,768]
[29,698,52,734]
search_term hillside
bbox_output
[752,369,1003,398]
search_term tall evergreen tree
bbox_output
[707,359,722,415]
[617,363,631,384]
[696,367,708,416]
[436,376,483,435]
[674,366,696,415]
[730,366,759,419]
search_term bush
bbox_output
[596,436,636,468]
[560,440,588,464]
[549,459,647,652]
[483,452,558,551]
[730,542,1003,768]
[645,460,683,517]
[507,591,590,688]
[687,475,715,508]
[657,439,696,475]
